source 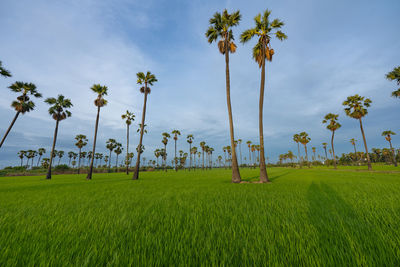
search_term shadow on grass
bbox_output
[307,182,396,265]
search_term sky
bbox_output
[0,0,399,167]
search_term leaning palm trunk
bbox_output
[224,39,241,183]
[78,148,82,174]
[359,118,372,170]
[0,112,20,148]
[133,91,148,180]
[126,124,130,174]
[46,118,60,179]
[174,139,177,172]
[331,131,337,169]
[189,143,192,171]
[258,46,270,182]
[389,140,397,167]
[87,106,100,180]
[297,143,302,168]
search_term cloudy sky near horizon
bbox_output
[0,0,399,168]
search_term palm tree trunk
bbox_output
[20,157,23,167]
[324,147,328,166]
[174,139,177,172]
[331,131,337,169]
[164,144,167,172]
[202,150,204,170]
[239,143,242,166]
[116,154,119,172]
[133,91,148,180]
[353,144,358,163]
[78,148,82,174]
[297,143,302,168]
[46,118,60,179]
[258,51,269,183]
[359,118,372,170]
[126,124,130,175]
[108,150,112,171]
[0,111,20,148]
[248,147,251,166]
[304,145,309,167]
[87,106,101,179]
[389,140,397,167]
[189,143,192,171]
[224,40,241,183]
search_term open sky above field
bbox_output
[0,0,399,167]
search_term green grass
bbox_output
[1,167,400,266]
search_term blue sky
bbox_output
[0,0,399,167]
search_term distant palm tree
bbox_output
[45,95,73,179]
[121,110,135,175]
[246,141,252,166]
[161,132,170,172]
[382,130,397,167]
[1,82,42,148]
[57,150,64,165]
[37,148,46,166]
[172,130,181,171]
[186,134,194,170]
[17,150,26,167]
[0,61,12,77]
[322,113,341,169]
[312,147,316,161]
[299,132,311,167]
[386,66,400,98]
[293,134,302,167]
[343,95,372,170]
[206,9,242,183]
[87,84,108,180]
[75,134,88,174]
[133,71,157,180]
[200,141,206,170]
[114,142,123,171]
[240,9,287,183]
[350,138,358,163]
[68,151,75,166]
[106,138,117,170]
[322,143,328,164]
[237,139,242,165]
[154,149,161,167]
[191,146,198,169]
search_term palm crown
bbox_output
[343,94,372,119]
[75,134,88,148]
[137,71,157,94]
[350,138,357,145]
[240,10,287,66]
[322,113,341,131]
[299,132,311,145]
[382,130,396,141]
[106,139,117,151]
[172,130,181,140]
[121,110,135,125]
[293,134,300,143]
[386,66,400,98]
[45,95,73,121]
[9,82,42,114]
[91,84,108,107]
[187,134,194,144]
[206,9,241,55]
[0,61,12,77]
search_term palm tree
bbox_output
[382,130,397,167]
[350,138,358,163]
[237,139,242,166]
[121,110,135,174]
[206,9,242,183]
[0,61,12,77]
[240,9,287,182]
[322,113,341,169]
[161,132,170,172]
[186,134,194,171]
[106,138,117,170]
[299,132,311,167]
[1,82,42,148]
[322,143,328,165]
[68,151,75,166]
[87,84,108,180]
[45,95,73,179]
[386,66,400,98]
[343,95,372,170]
[154,149,160,167]
[246,141,252,166]
[293,134,302,167]
[75,134,88,174]
[172,130,181,171]
[80,151,87,166]
[200,141,206,170]
[191,146,198,169]
[312,147,316,161]
[114,142,123,171]
[37,148,46,166]
[17,150,26,167]
[57,150,64,165]
[133,71,157,180]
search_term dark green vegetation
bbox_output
[1,167,399,265]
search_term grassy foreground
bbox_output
[0,167,399,266]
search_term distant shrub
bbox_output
[55,164,70,171]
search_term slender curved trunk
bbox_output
[164,144,167,172]
[78,147,82,174]
[258,49,269,182]
[108,150,112,171]
[202,150,205,170]
[323,147,328,166]
[359,118,372,170]
[353,144,358,163]
[133,91,148,180]
[248,147,251,167]
[87,106,101,180]
[174,139,177,171]
[389,140,397,167]
[37,155,42,166]
[189,143,192,171]
[331,131,337,169]
[46,118,60,179]
[116,154,119,172]
[20,157,23,167]
[297,142,302,168]
[126,124,130,175]
[0,111,20,149]
[304,144,310,168]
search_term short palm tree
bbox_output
[206,9,241,183]
[0,61,11,77]
[121,110,135,175]
[57,150,64,165]
[246,141,252,165]
[299,132,311,166]
[200,141,206,170]
[186,134,194,170]
[106,138,117,170]
[350,138,358,162]
[133,71,157,180]
[75,134,88,174]
[45,95,72,179]
[322,143,328,164]
[343,94,372,170]
[171,130,181,171]
[36,148,46,166]
[87,84,108,180]
[114,142,123,171]
[1,82,42,148]
[240,9,287,183]
[293,134,302,167]
[386,66,400,98]
[322,113,341,169]
[17,150,26,167]
[382,130,397,167]
[68,151,75,166]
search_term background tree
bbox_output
[114,142,123,171]
[57,150,64,165]
[17,150,26,167]
[45,95,72,179]
[386,66,400,98]
[186,134,194,171]
[237,139,242,166]
[27,150,37,169]
[240,9,287,182]
[293,134,302,167]
[206,9,242,183]
[37,148,46,166]
[75,134,88,173]
[246,141,252,166]
[133,71,157,180]
[200,141,206,170]
[86,84,108,180]
[68,151,75,166]
[299,132,311,167]
[322,143,328,165]
[171,130,181,171]
[343,94,372,170]
[350,138,358,163]
[382,130,397,167]
[106,139,117,171]
[322,113,341,169]
[161,132,170,172]
[1,82,42,148]
[121,110,135,175]
[0,61,12,77]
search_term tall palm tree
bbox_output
[172,130,181,171]
[1,82,42,148]
[68,151,75,166]
[0,61,12,77]
[240,9,287,183]
[322,142,328,165]
[343,95,372,170]
[45,95,73,179]
[206,9,242,183]
[57,150,64,165]
[161,132,170,172]
[382,130,397,167]
[133,71,157,180]
[17,150,26,167]
[350,138,358,163]
[106,138,117,170]
[386,66,400,98]
[186,134,194,171]
[246,141,252,166]
[200,141,206,170]
[75,134,88,174]
[114,142,123,171]
[36,148,46,166]
[322,113,341,169]
[293,134,302,167]
[87,84,108,180]
[191,146,198,169]
[121,110,135,175]
[299,132,311,167]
